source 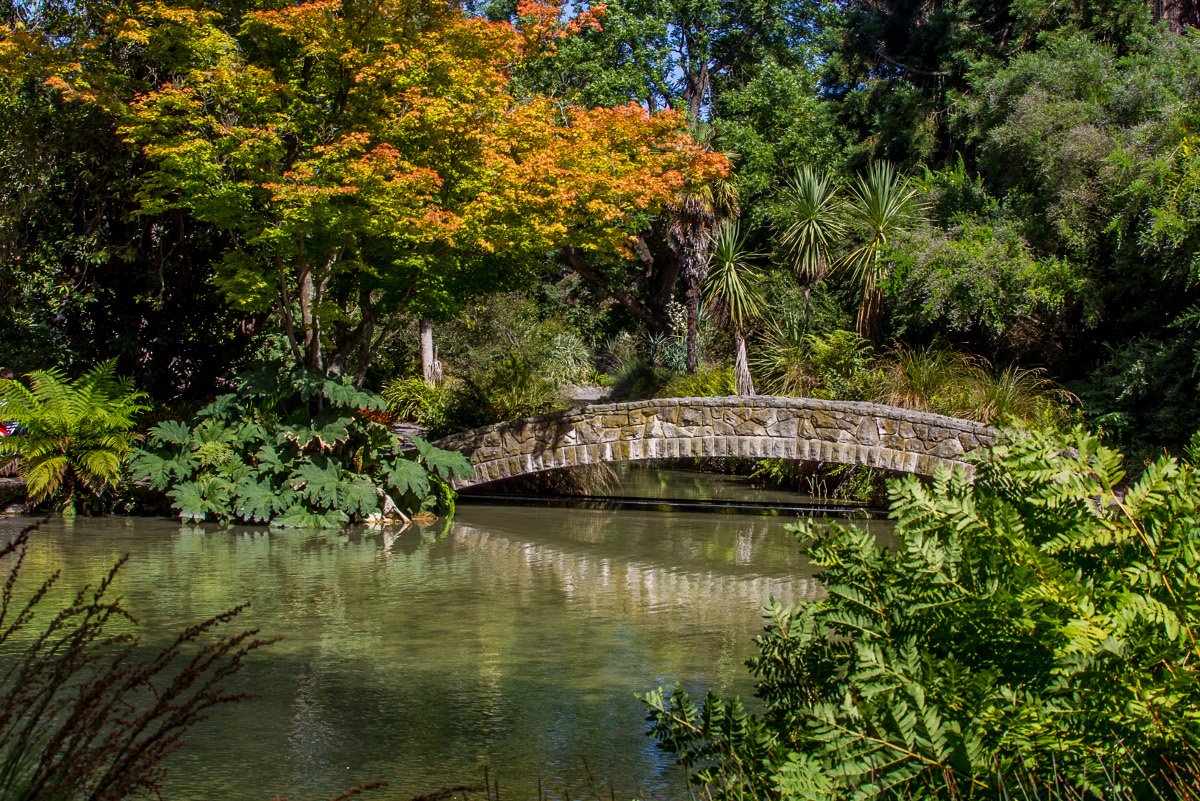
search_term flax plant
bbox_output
[777,166,846,327]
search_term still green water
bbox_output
[1,469,874,801]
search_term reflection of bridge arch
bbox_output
[435,396,995,489]
[451,524,823,618]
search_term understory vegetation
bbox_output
[646,426,1200,800]
[3,0,1196,465]
[131,365,471,526]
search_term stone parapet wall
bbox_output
[434,396,997,489]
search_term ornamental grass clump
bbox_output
[645,426,1200,800]
[0,523,268,800]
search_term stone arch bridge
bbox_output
[433,396,996,490]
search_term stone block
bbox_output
[854,417,880,445]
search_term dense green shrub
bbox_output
[753,327,875,399]
[884,220,1084,350]
[435,293,597,391]
[869,347,1076,425]
[658,367,737,398]
[132,367,470,526]
[645,426,1200,799]
[1077,333,1200,452]
[445,355,562,429]
[0,362,148,510]
[543,332,596,386]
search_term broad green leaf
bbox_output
[411,436,472,481]
[168,481,217,522]
[385,457,430,498]
[339,475,381,518]
[234,475,283,523]
[147,419,193,447]
[288,459,341,509]
[271,503,347,529]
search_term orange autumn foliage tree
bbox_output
[117,0,725,382]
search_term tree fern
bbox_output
[0,363,147,508]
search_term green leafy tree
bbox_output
[670,154,740,374]
[499,0,828,337]
[118,0,714,383]
[841,161,923,342]
[824,0,1154,166]
[646,425,1200,799]
[776,165,846,327]
[0,0,258,399]
[0,363,147,509]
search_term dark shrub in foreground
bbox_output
[0,524,269,800]
[646,427,1200,799]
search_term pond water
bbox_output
[0,466,882,801]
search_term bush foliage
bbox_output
[132,367,470,527]
[646,426,1200,799]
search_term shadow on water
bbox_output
[0,480,887,800]
[461,460,886,517]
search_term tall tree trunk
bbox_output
[685,275,701,373]
[297,267,323,373]
[857,288,883,345]
[680,221,711,374]
[420,318,442,386]
[1154,0,1199,31]
[734,330,754,396]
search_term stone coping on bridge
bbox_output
[434,396,997,490]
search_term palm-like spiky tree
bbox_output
[669,138,739,374]
[842,161,923,342]
[778,166,846,327]
[704,221,764,396]
[0,362,148,508]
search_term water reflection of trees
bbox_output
[0,512,867,801]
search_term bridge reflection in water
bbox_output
[5,500,876,801]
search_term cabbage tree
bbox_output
[704,221,764,396]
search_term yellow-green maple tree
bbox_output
[115,0,725,381]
